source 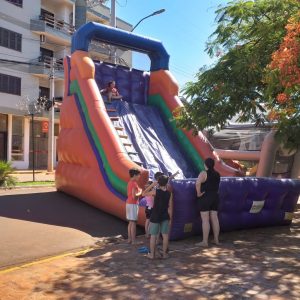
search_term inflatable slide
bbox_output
[57,23,300,240]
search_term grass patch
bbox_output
[16,181,55,186]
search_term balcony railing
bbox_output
[39,15,75,35]
[31,15,74,38]
[38,55,64,70]
[5,0,23,7]
[90,39,111,56]
[29,55,64,78]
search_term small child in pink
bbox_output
[144,181,154,238]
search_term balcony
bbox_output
[29,55,64,79]
[89,39,130,65]
[30,15,74,45]
[90,39,111,56]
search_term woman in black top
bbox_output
[142,175,172,259]
[195,158,221,247]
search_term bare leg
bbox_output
[112,95,122,100]
[148,235,156,259]
[156,234,161,245]
[167,220,172,241]
[166,220,172,253]
[197,211,210,246]
[131,221,137,244]
[210,211,220,245]
[162,234,169,258]
[127,221,132,243]
[145,219,150,237]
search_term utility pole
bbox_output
[110,0,117,64]
[47,57,55,172]
[76,1,116,62]
[30,112,35,181]
[18,96,44,182]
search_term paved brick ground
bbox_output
[0,199,299,299]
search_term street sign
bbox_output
[42,121,49,133]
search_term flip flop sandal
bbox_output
[138,246,149,254]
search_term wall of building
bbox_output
[41,0,73,20]
[0,0,132,170]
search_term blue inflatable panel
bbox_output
[94,61,149,104]
[170,177,300,240]
[72,22,169,71]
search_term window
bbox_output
[69,13,73,27]
[0,73,21,95]
[12,116,24,161]
[39,86,50,99]
[40,9,55,28]
[40,47,53,59]
[0,114,8,132]
[0,27,22,51]
[5,0,23,7]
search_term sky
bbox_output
[112,0,227,89]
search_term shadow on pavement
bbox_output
[0,190,143,238]
[31,207,300,299]
[0,197,299,298]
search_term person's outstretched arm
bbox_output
[132,185,142,201]
[169,170,180,181]
[196,171,206,197]
[142,181,158,197]
[142,189,156,198]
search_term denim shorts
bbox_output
[149,220,169,235]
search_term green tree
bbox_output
[0,161,16,188]
[265,13,300,149]
[178,0,300,148]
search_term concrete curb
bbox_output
[0,245,95,274]
[0,235,126,273]
[0,184,55,190]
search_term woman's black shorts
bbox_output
[145,207,152,219]
[197,192,219,212]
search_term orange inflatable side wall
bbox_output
[70,52,149,188]
[56,94,146,225]
[56,55,147,226]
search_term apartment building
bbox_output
[0,0,132,169]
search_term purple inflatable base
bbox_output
[169,177,300,240]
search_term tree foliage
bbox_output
[265,13,300,149]
[0,161,16,188]
[177,0,300,148]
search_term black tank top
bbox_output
[201,169,220,193]
[150,189,171,223]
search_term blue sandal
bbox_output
[138,246,149,254]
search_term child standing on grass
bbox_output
[126,168,142,244]
[142,175,172,259]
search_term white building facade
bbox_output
[0,0,132,169]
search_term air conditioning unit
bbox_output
[40,34,46,44]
